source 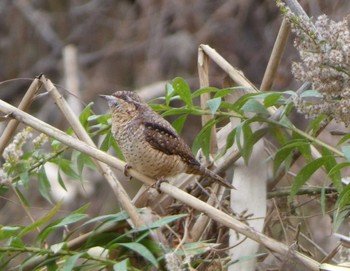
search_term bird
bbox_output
[100,91,234,189]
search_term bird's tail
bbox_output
[189,165,236,189]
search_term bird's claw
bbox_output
[152,178,168,193]
[124,164,132,179]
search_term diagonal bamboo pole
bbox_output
[0,76,42,154]
[260,18,290,91]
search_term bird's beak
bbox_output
[99,94,118,107]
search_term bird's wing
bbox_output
[143,122,199,165]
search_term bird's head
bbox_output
[100,91,142,120]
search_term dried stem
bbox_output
[260,18,290,91]
[0,76,42,154]
[198,47,218,155]
[63,45,82,115]
[199,44,257,91]
[267,186,337,198]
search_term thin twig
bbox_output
[283,0,313,22]
[273,198,289,244]
[188,185,221,242]
[199,44,257,91]
[267,186,337,199]
[260,18,290,91]
[0,75,42,154]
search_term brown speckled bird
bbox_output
[100,91,234,189]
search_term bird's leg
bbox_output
[123,164,132,180]
[152,177,169,193]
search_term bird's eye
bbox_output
[124,96,133,103]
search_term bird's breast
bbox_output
[113,123,187,179]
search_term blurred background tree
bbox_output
[1,0,347,103]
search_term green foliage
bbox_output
[1,76,350,269]
[155,78,348,230]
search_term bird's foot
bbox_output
[152,178,169,193]
[124,164,132,180]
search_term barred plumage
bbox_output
[100,91,234,189]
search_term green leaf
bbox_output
[132,214,187,233]
[100,131,113,151]
[241,127,268,163]
[79,103,93,129]
[113,259,129,271]
[174,241,217,256]
[219,128,236,157]
[334,185,350,231]
[161,107,202,117]
[269,124,288,145]
[100,131,125,160]
[38,166,52,203]
[9,236,25,248]
[234,121,244,154]
[337,133,350,146]
[0,226,21,240]
[192,118,220,159]
[300,89,322,98]
[207,97,221,115]
[273,140,310,174]
[76,152,96,174]
[14,187,30,207]
[235,120,253,162]
[119,242,158,268]
[102,214,188,247]
[20,171,29,190]
[51,139,62,152]
[172,115,187,134]
[83,211,130,227]
[279,115,294,128]
[342,146,350,162]
[328,162,349,192]
[165,82,175,106]
[46,260,59,271]
[149,103,170,113]
[306,114,327,136]
[191,87,219,98]
[19,201,63,237]
[321,148,342,192]
[172,77,193,107]
[88,113,111,125]
[263,93,282,107]
[214,87,244,98]
[53,213,88,228]
[241,99,269,116]
[62,253,83,271]
[57,159,81,180]
[57,171,67,191]
[37,204,89,243]
[290,157,330,200]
